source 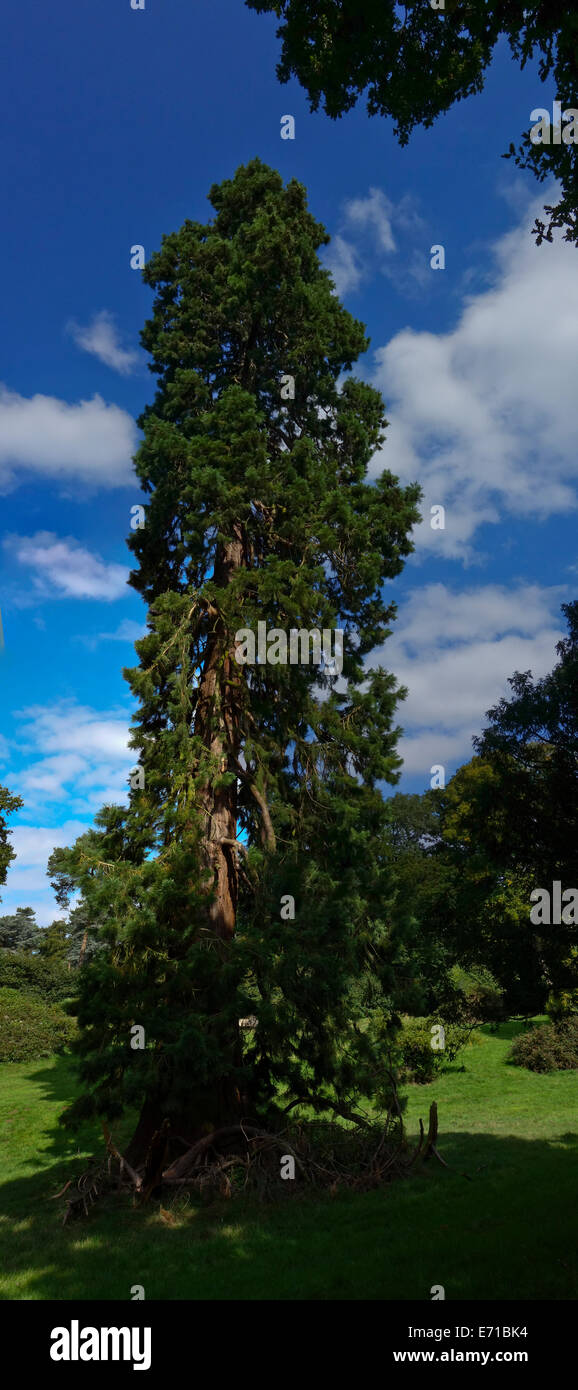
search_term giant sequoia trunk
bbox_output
[197,527,244,941]
[125,530,247,1168]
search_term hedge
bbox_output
[0,950,72,1004]
[0,987,76,1061]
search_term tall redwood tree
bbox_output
[51,161,421,1167]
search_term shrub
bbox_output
[396,1017,473,1084]
[448,965,506,1024]
[0,950,72,1004]
[396,1020,437,1083]
[0,987,76,1061]
[508,1017,578,1072]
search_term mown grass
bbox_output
[1,1021,577,1300]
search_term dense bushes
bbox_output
[0,987,76,1061]
[395,1017,474,1084]
[0,950,73,1004]
[508,1017,578,1072]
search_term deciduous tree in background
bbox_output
[385,603,578,1017]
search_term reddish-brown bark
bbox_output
[125,526,247,1167]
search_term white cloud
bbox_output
[370,189,578,558]
[389,582,563,655]
[78,618,146,650]
[1,702,138,920]
[67,310,139,375]
[326,187,426,296]
[19,703,132,760]
[20,754,88,797]
[4,533,129,600]
[0,385,136,491]
[325,235,364,297]
[9,700,134,818]
[99,618,145,642]
[345,188,397,253]
[7,822,90,874]
[372,582,565,781]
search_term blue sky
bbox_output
[1,0,576,922]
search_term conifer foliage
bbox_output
[51,162,420,1166]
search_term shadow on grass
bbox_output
[1,1055,578,1301]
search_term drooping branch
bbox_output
[234,759,276,851]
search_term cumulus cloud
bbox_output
[370,190,578,558]
[0,385,136,491]
[325,186,425,296]
[7,700,134,819]
[345,187,397,253]
[19,702,132,760]
[7,822,90,880]
[66,310,139,375]
[4,533,129,600]
[325,235,364,297]
[1,702,137,916]
[371,582,565,782]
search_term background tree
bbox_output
[51,160,421,1167]
[380,790,458,1017]
[247,0,578,247]
[433,758,547,1015]
[64,901,101,969]
[392,603,578,1015]
[0,905,39,954]
[0,785,22,894]
[43,866,102,970]
[35,918,72,966]
[471,600,578,1009]
[473,601,578,879]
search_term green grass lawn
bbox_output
[1,1021,577,1301]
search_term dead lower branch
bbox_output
[54,1105,450,1219]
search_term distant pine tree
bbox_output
[0,906,39,954]
[51,161,421,1166]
